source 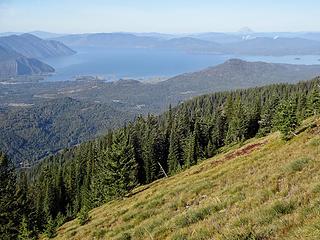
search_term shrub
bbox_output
[117,232,132,240]
[287,158,310,172]
[271,201,295,216]
[44,215,57,238]
[176,206,212,227]
[93,229,107,239]
[78,207,90,226]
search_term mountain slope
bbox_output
[159,59,320,97]
[0,45,55,76]
[0,33,75,59]
[31,59,319,113]
[53,117,320,240]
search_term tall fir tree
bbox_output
[273,98,299,140]
[95,131,138,200]
[307,86,320,116]
[0,152,19,240]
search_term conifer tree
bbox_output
[18,216,34,240]
[273,98,298,140]
[186,132,198,167]
[95,131,137,200]
[307,87,320,116]
[258,97,278,136]
[168,123,183,174]
[44,215,56,239]
[0,152,19,240]
[226,99,248,143]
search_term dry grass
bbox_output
[52,117,320,240]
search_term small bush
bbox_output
[226,230,266,240]
[93,229,107,239]
[68,231,77,238]
[171,233,188,240]
[312,184,320,194]
[117,232,132,240]
[44,216,57,238]
[308,137,320,147]
[175,206,212,227]
[78,207,90,225]
[287,158,310,172]
[55,212,66,227]
[271,201,295,216]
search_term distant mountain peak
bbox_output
[238,27,254,34]
[225,58,248,64]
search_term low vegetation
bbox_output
[54,117,320,239]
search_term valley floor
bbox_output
[53,117,320,240]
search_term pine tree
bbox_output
[18,216,34,240]
[77,206,90,226]
[95,131,138,200]
[130,126,146,184]
[258,97,278,136]
[273,98,299,140]
[44,215,56,238]
[226,99,248,143]
[0,152,19,240]
[307,86,320,116]
[168,124,183,174]
[186,132,198,167]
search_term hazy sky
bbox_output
[0,0,319,33]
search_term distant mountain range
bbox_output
[0,45,54,77]
[0,33,75,76]
[52,32,320,55]
[0,33,75,59]
[224,37,320,55]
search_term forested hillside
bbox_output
[0,97,133,165]
[0,77,319,239]
[3,60,320,164]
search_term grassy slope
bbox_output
[54,117,320,240]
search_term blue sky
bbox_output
[0,0,319,33]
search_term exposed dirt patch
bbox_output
[209,141,268,168]
[224,141,267,161]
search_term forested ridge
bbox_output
[0,97,133,165]
[2,59,320,166]
[1,77,320,239]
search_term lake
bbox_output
[44,47,320,82]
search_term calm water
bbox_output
[44,47,320,82]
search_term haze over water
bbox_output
[44,47,320,82]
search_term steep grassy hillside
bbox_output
[53,117,320,240]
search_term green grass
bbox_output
[52,118,320,240]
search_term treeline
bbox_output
[1,78,320,239]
